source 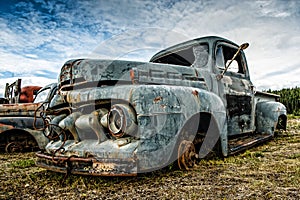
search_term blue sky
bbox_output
[0,0,300,96]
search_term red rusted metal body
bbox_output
[20,86,42,103]
[2,79,41,104]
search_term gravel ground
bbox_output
[0,119,299,199]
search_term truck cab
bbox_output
[150,36,286,141]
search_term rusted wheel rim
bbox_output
[5,142,23,153]
[177,140,198,170]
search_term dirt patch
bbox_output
[1,119,299,199]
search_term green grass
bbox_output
[288,114,300,119]
[8,159,35,169]
[1,119,300,199]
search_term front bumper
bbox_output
[36,152,137,176]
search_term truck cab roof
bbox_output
[150,36,239,64]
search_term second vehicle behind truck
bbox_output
[0,83,57,152]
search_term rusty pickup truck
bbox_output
[0,83,57,152]
[36,36,287,176]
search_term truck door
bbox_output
[215,42,255,136]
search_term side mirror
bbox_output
[217,43,249,80]
[240,43,249,50]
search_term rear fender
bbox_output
[255,101,287,134]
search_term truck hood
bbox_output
[59,59,207,90]
[0,103,41,117]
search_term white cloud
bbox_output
[0,49,60,73]
[90,28,190,60]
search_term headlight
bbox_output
[108,104,137,138]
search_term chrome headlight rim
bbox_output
[107,104,137,138]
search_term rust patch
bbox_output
[36,152,137,176]
[0,103,42,116]
[93,162,115,172]
[0,103,41,109]
[160,104,166,109]
[153,96,163,103]
[192,90,198,96]
[0,123,14,129]
[130,69,135,83]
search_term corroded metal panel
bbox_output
[0,103,42,116]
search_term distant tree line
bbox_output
[266,87,300,116]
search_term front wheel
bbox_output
[177,140,199,170]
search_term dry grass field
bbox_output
[1,118,299,199]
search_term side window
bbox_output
[225,60,239,73]
[151,43,209,68]
[216,45,245,74]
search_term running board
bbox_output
[228,133,273,155]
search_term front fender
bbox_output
[130,85,227,171]
[131,85,226,139]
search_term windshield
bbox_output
[33,88,50,103]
